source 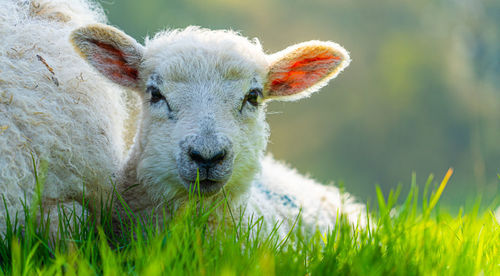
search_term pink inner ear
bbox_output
[269,52,341,96]
[91,40,138,85]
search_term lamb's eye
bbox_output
[147,86,165,104]
[245,88,261,107]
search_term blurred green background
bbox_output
[98,0,499,209]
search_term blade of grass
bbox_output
[425,168,453,217]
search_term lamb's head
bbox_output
[70,24,350,200]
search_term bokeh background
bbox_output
[98,0,499,209]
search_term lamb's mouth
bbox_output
[182,178,226,196]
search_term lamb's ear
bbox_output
[70,23,143,88]
[264,41,350,101]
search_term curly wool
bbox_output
[0,0,130,233]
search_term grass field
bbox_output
[0,169,499,275]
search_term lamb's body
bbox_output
[0,0,128,233]
[248,157,365,233]
[0,0,364,237]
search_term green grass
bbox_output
[0,169,499,275]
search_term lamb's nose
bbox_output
[188,149,226,169]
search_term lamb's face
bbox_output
[130,31,270,197]
[71,24,350,201]
[136,39,269,196]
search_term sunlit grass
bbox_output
[0,169,498,275]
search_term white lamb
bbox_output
[0,0,365,237]
[0,0,126,234]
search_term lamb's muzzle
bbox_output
[177,133,234,195]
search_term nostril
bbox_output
[188,149,205,164]
[210,150,226,164]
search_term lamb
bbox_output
[71,19,366,233]
[0,0,127,234]
[0,0,365,237]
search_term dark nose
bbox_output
[188,148,226,169]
